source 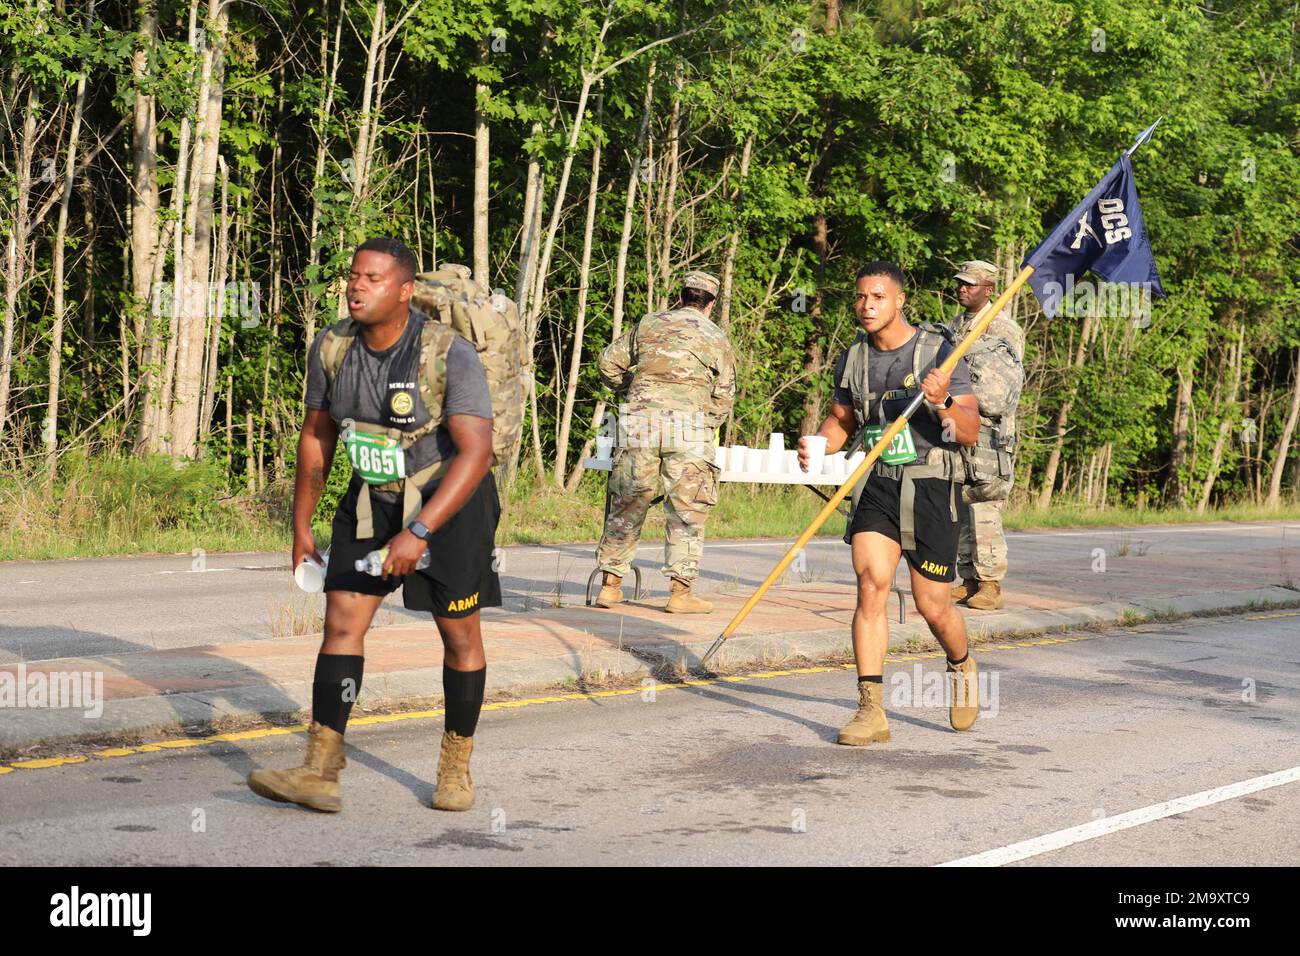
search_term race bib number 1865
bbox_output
[345,431,406,484]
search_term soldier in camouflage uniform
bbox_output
[945,260,1025,610]
[594,271,737,614]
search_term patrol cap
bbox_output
[955,260,998,286]
[681,270,720,298]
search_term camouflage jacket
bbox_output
[945,308,1024,436]
[598,305,736,427]
[950,307,1024,362]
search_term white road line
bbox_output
[938,766,1300,867]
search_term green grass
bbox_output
[0,451,290,562]
[1,452,1297,562]
[498,468,846,546]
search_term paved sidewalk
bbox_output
[3,525,1299,751]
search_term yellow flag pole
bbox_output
[698,264,1036,668]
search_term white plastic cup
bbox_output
[714,446,726,469]
[728,445,749,471]
[595,435,614,460]
[294,552,329,593]
[800,435,827,476]
[785,450,800,475]
[827,451,847,476]
[768,432,785,457]
[746,448,766,474]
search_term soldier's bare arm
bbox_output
[292,409,339,569]
[922,367,981,447]
[799,402,857,470]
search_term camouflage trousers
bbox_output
[957,496,1008,582]
[596,444,719,583]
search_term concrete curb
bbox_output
[3,586,1297,753]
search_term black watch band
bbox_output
[407,520,431,541]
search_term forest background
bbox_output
[1,0,1297,560]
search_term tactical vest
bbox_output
[943,316,1023,503]
[319,312,457,539]
[838,325,965,548]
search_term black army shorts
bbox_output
[324,472,503,618]
[848,472,967,583]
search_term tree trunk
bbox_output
[554,103,604,486]
[1037,310,1097,508]
[0,86,38,441]
[128,1,160,425]
[472,40,490,285]
[201,155,230,441]
[718,135,754,331]
[245,407,256,494]
[656,68,683,311]
[1198,322,1245,514]
[45,16,90,473]
[301,0,344,397]
[824,0,841,32]
[565,61,657,490]
[139,0,201,453]
[797,212,830,435]
[170,0,229,459]
[1166,359,1194,503]
[1266,347,1300,508]
[351,0,386,205]
[225,374,233,475]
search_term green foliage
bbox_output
[0,0,1297,538]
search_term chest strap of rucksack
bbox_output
[869,459,958,552]
[353,460,453,541]
[346,419,452,540]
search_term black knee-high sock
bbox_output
[312,654,364,735]
[443,664,487,738]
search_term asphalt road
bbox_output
[2,521,1297,662]
[1,612,1296,865]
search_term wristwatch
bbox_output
[926,393,955,412]
[407,520,431,541]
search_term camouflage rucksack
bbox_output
[940,328,1024,503]
[410,264,526,469]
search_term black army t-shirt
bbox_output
[304,309,492,494]
[832,328,973,461]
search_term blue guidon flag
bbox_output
[1023,120,1166,318]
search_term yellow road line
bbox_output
[0,628,1121,776]
[1245,611,1300,621]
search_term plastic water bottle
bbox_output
[354,547,431,576]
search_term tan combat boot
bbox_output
[432,730,475,811]
[950,578,979,603]
[947,655,980,731]
[665,577,712,614]
[595,572,623,608]
[964,581,1004,610]
[246,721,346,812]
[837,681,890,746]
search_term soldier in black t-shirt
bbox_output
[247,237,496,815]
[799,261,984,748]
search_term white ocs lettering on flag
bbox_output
[1070,197,1133,251]
[1097,197,1133,244]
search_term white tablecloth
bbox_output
[581,458,855,487]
